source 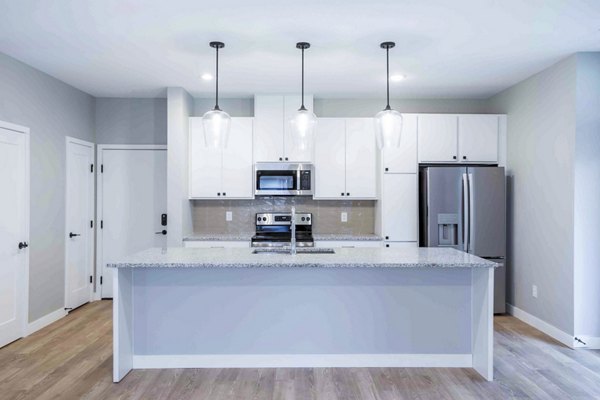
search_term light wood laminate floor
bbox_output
[1,300,600,399]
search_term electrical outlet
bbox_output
[532,285,538,298]
[226,211,233,222]
[341,212,348,222]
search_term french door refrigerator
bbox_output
[419,166,506,313]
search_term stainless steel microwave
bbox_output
[255,162,314,196]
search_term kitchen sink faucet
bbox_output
[290,206,297,255]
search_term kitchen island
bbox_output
[109,247,497,382]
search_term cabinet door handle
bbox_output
[453,155,457,160]
[217,192,221,196]
[346,192,350,196]
[279,157,283,161]
[462,156,467,160]
[385,167,389,172]
[223,192,226,196]
[385,236,389,240]
[386,244,390,248]
[341,192,345,196]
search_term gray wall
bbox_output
[574,53,600,337]
[0,52,95,322]
[95,98,167,144]
[487,55,577,335]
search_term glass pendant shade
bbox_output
[202,41,230,149]
[202,108,231,149]
[290,107,317,151]
[374,108,403,149]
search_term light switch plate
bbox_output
[532,284,538,298]
[226,211,233,222]
[341,212,348,223]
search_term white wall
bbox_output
[0,52,95,322]
[574,53,600,338]
[167,88,194,245]
[487,55,577,335]
[95,98,167,144]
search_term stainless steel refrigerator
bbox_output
[419,166,506,313]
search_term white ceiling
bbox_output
[1,0,600,99]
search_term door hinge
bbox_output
[100,276,103,285]
[101,164,104,173]
[90,220,93,228]
[89,275,93,284]
[90,164,94,173]
[100,220,103,229]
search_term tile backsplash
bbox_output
[190,198,376,235]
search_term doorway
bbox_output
[0,121,30,348]
[96,145,167,298]
[65,137,95,311]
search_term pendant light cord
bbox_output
[385,47,391,110]
[301,47,306,110]
[215,46,220,110]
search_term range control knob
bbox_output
[301,217,306,221]
[263,217,267,221]
[306,217,310,221]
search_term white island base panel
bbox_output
[114,267,493,382]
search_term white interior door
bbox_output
[0,125,28,348]
[65,138,94,311]
[100,148,167,298]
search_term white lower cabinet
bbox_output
[183,240,250,248]
[382,174,418,242]
[315,240,383,248]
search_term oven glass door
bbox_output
[256,171,297,192]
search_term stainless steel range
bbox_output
[251,212,314,248]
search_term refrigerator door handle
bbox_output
[462,173,469,252]
[468,173,475,253]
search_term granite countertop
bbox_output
[183,233,382,241]
[108,247,497,269]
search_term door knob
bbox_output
[18,242,29,250]
[69,232,81,238]
[155,230,167,235]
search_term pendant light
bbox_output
[202,41,231,149]
[374,41,403,149]
[290,42,317,152]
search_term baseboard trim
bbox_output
[574,336,600,349]
[25,308,67,336]
[506,303,574,348]
[133,354,472,369]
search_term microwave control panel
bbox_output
[300,170,311,190]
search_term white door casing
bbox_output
[0,122,30,348]
[97,146,167,298]
[65,138,95,310]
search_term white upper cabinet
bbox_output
[222,118,254,198]
[418,114,458,163]
[314,118,377,200]
[314,119,346,198]
[345,118,377,198]
[254,94,313,163]
[382,173,418,242]
[189,118,222,198]
[418,114,499,164]
[458,115,498,163]
[254,96,283,162]
[383,114,417,173]
[189,117,254,199]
